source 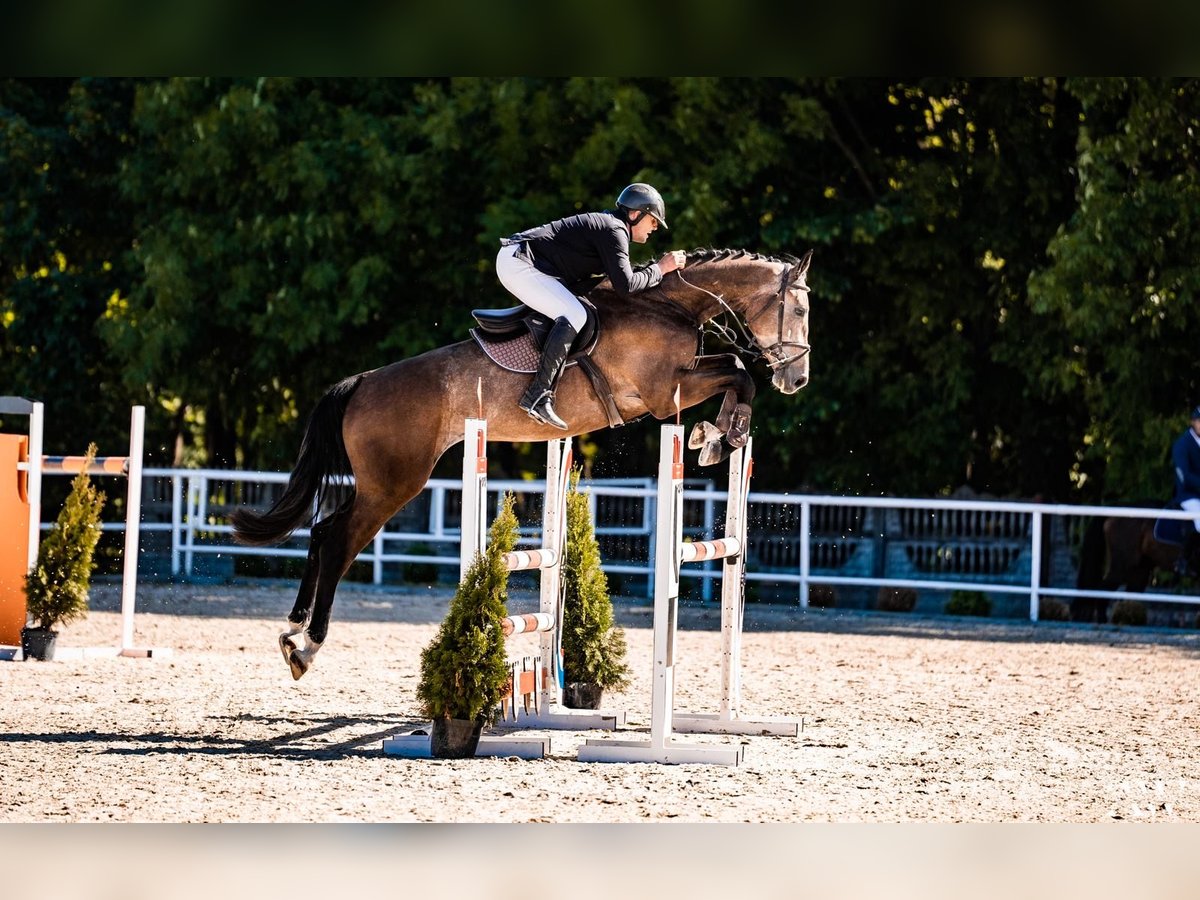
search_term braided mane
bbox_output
[683,248,800,267]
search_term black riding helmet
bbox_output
[616,183,668,230]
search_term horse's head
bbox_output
[767,249,812,394]
[669,248,813,394]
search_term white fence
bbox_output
[63,467,1200,622]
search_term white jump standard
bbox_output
[579,425,799,765]
[382,418,624,760]
[0,399,164,659]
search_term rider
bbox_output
[496,183,687,429]
[1171,404,1200,575]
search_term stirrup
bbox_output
[520,391,567,430]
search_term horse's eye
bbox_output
[794,307,807,317]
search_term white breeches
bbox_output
[496,244,588,331]
[1182,497,1200,532]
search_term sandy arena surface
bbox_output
[3,578,1200,823]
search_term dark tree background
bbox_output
[3,77,1198,502]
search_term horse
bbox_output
[231,247,814,679]
[1073,509,1195,622]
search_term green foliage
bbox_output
[0,79,139,457]
[1027,78,1200,500]
[1037,598,1070,622]
[23,444,106,630]
[945,590,990,618]
[560,469,630,691]
[876,587,917,612]
[4,77,1199,505]
[416,492,517,724]
[1110,599,1147,627]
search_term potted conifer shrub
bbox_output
[415,492,518,758]
[560,469,630,709]
[22,444,106,661]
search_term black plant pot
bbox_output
[429,716,484,758]
[563,681,604,709]
[21,627,57,661]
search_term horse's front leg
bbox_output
[676,355,756,465]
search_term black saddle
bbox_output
[471,297,599,355]
[469,296,623,428]
[1154,499,1187,547]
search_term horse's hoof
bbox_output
[727,404,752,446]
[279,633,297,665]
[697,439,725,466]
[287,649,308,681]
[688,420,722,450]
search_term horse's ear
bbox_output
[795,249,813,278]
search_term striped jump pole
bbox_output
[580,424,797,766]
[671,431,798,740]
[383,417,623,760]
[1,401,162,659]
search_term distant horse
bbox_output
[1073,509,1193,623]
[231,247,814,678]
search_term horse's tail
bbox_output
[1075,515,1108,590]
[230,375,364,546]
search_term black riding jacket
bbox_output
[503,210,663,297]
[1172,428,1200,502]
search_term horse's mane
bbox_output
[683,247,800,267]
[588,246,797,315]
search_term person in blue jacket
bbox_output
[1171,404,1200,575]
[496,183,686,429]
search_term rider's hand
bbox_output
[658,250,686,274]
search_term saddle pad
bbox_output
[1154,516,1186,547]
[471,328,538,374]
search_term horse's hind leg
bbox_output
[279,519,330,669]
[285,494,408,680]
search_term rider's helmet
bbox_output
[1191,405,1200,420]
[616,183,668,230]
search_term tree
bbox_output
[1028,78,1200,500]
[560,469,630,695]
[0,79,139,461]
[416,491,516,726]
[24,444,106,631]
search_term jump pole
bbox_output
[1,399,165,659]
[579,425,797,765]
[671,431,800,738]
[382,417,623,760]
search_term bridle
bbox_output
[676,263,811,371]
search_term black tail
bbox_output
[1075,516,1108,590]
[230,375,364,546]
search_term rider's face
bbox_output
[630,212,658,244]
[1191,418,1200,438]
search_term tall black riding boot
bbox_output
[519,317,577,430]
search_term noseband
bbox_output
[677,265,811,371]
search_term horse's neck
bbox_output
[590,262,771,325]
[658,264,766,324]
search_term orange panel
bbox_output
[0,434,31,645]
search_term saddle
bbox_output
[1153,499,1186,547]
[469,298,624,428]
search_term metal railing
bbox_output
[65,467,1200,621]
